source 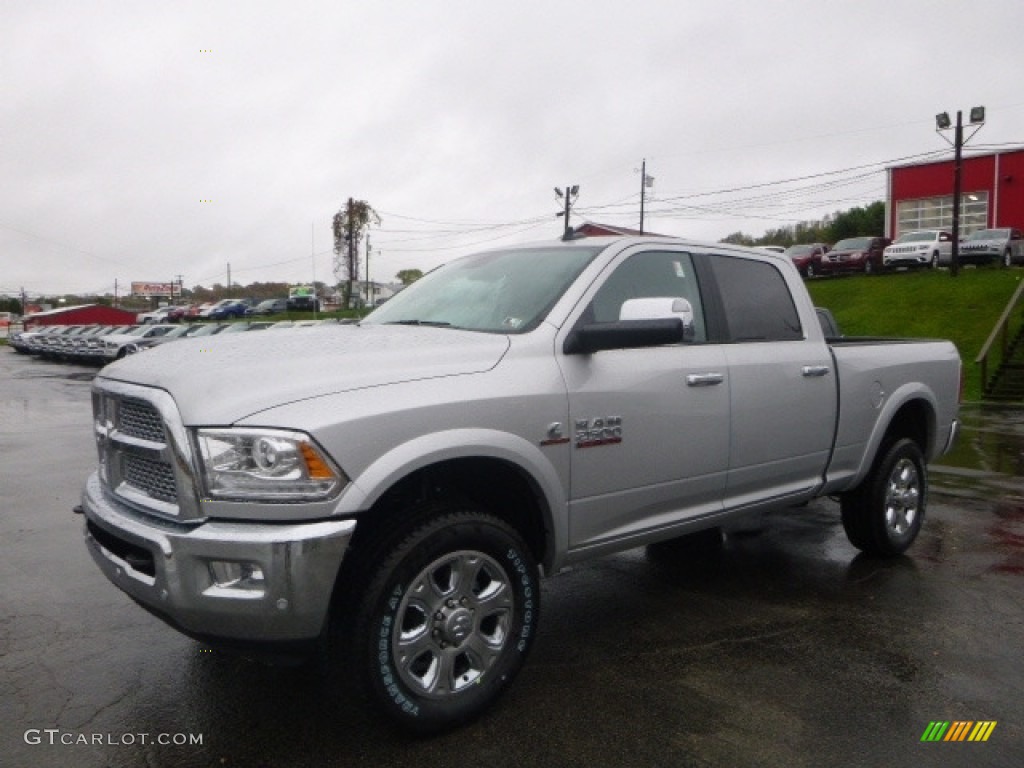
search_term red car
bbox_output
[817,236,892,275]
[784,243,830,277]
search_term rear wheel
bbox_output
[344,505,539,734]
[841,438,927,556]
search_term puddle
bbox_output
[931,403,1024,503]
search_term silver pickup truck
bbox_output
[80,235,961,732]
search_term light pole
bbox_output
[554,185,579,236]
[935,107,985,277]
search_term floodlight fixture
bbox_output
[969,106,985,124]
[554,187,563,199]
[935,112,951,130]
[570,185,579,197]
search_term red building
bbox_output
[23,304,138,328]
[886,147,1024,238]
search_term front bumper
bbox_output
[82,472,355,642]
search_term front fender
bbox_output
[332,428,568,570]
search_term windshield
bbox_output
[966,229,1005,240]
[894,231,937,244]
[784,245,814,257]
[833,237,870,250]
[363,245,603,333]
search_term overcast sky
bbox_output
[3,0,1023,298]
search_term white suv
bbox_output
[882,230,953,269]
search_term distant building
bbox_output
[23,304,138,327]
[573,221,670,238]
[886,147,1024,238]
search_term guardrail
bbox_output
[976,279,1024,394]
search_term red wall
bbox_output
[890,149,1024,233]
[26,306,138,327]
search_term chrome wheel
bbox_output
[884,458,920,538]
[393,550,514,699]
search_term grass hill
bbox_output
[805,267,1023,402]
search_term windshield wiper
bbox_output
[385,320,453,327]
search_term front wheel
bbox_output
[864,259,874,275]
[1003,249,1012,268]
[347,507,539,734]
[930,252,939,269]
[806,263,816,278]
[841,438,927,556]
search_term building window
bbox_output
[896,193,988,236]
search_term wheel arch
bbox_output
[333,430,565,574]
[853,391,937,488]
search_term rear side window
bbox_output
[707,255,802,342]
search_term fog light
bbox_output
[208,560,265,590]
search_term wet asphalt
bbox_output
[1,350,1022,768]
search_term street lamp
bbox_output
[554,184,579,236]
[935,106,986,277]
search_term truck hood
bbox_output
[97,324,510,424]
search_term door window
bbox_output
[585,250,706,342]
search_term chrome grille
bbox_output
[123,452,178,503]
[119,398,165,443]
[92,381,201,521]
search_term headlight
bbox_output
[194,428,347,502]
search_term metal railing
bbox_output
[976,279,1024,394]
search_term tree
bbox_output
[720,231,755,246]
[332,198,380,309]
[396,269,423,285]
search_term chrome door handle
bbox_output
[801,365,830,377]
[686,372,725,387]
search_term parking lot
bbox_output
[1,349,1022,768]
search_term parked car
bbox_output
[96,324,178,362]
[137,307,178,324]
[883,230,952,269]
[755,245,787,254]
[817,236,892,275]
[250,298,290,315]
[784,243,830,277]
[200,299,249,320]
[958,227,1024,267]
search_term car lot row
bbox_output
[136,296,322,324]
[8,319,346,364]
[768,227,1024,278]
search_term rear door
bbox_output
[699,253,837,508]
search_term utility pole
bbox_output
[347,197,356,309]
[364,232,372,311]
[113,280,118,308]
[554,185,579,236]
[227,262,232,296]
[175,274,184,303]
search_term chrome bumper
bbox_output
[82,472,355,642]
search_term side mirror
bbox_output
[563,297,693,355]
[619,297,695,342]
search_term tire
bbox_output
[930,252,939,269]
[346,506,539,734]
[1003,249,1012,268]
[864,260,874,275]
[806,263,816,278]
[840,438,927,556]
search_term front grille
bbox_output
[123,451,178,504]
[93,381,200,521]
[119,398,165,443]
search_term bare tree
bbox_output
[332,198,380,308]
